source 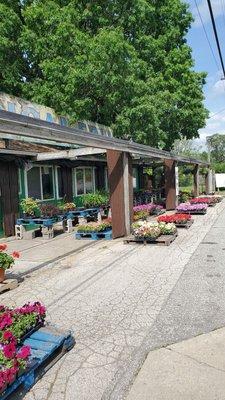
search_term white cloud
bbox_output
[212,79,225,96]
[198,112,225,142]
[192,0,223,28]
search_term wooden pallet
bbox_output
[175,220,194,229]
[1,325,75,400]
[0,279,18,294]
[124,232,178,246]
[75,229,112,240]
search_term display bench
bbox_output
[15,216,66,240]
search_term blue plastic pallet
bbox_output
[75,229,112,240]
[1,326,75,400]
[66,207,99,219]
[16,217,60,227]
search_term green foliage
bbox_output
[213,162,225,173]
[80,192,109,208]
[20,198,40,217]
[133,211,149,221]
[9,313,37,341]
[207,134,225,163]
[0,252,14,270]
[77,221,111,233]
[179,190,192,203]
[0,1,208,148]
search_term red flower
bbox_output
[12,251,20,259]
[0,244,7,252]
[16,345,31,360]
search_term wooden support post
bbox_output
[164,159,178,210]
[193,164,200,197]
[138,166,145,190]
[107,150,133,238]
[205,169,213,194]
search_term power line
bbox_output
[207,0,225,78]
[208,106,225,119]
[220,0,225,27]
[194,0,221,72]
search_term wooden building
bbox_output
[0,93,211,238]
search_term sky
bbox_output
[186,0,225,148]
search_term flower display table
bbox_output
[65,207,100,222]
[16,216,66,240]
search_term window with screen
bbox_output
[41,166,54,199]
[27,167,41,199]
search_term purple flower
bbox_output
[176,202,208,212]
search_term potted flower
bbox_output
[158,222,177,235]
[0,331,31,391]
[133,210,149,221]
[20,198,40,218]
[0,244,20,282]
[77,220,112,233]
[63,202,76,212]
[0,302,46,343]
[132,221,161,241]
[176,202,208,214]
[158,214,191,225]
[40,204,60,218]
[80,192,109,208]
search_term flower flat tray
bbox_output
[176,210,207,215]
[1,324,75,400]
[124,232,178,246]
[75,229,112,240]
[175,220,194,229]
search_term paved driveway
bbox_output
[2,201,225,400]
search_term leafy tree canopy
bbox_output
[0,0,208,149]
[207,133,225,163]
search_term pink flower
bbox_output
[12,251,20,259]
[3,331,15,343]
[16,345,31,360]
[0,313,12,330]
[3,342,16,359]
[0,244,7,252]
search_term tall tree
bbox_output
[0,0,208,149]
[207,134,225,162]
